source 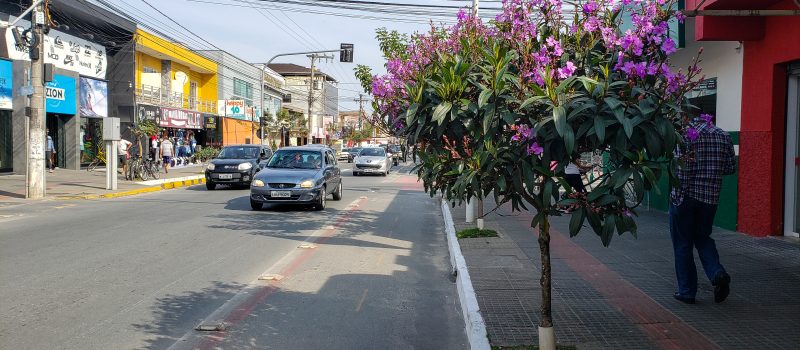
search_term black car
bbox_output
[249,145,342,210]
[205,145,273,190]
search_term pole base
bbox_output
[538,326,556,350]
[477,218,484,230]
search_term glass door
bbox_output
[785,68,800,237]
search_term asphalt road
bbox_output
[0,162,467,350]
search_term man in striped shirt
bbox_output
[670,114,736,304]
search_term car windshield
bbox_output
[217,146,260,159]
[342,148,351,153]
[350,148,362,156]
[359,148,385,157]
[388,146,400,153]
[267,150,323,169]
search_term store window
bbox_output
[687,78,717,121]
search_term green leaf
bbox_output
[483,103,496,134]
[614,168,633,189]
[567,102,596,120]
[621,118,633,139]
[542,180,554,208]
[406,103,419,123]
[569,208,586,237]
[564,127,575,155]
[479,89,492,109]
[601,215,616,246]
[594,115,606,142]
[553,106,567,137]
[432,102,452,125]
[520,95,547,110]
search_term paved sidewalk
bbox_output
[0,165,205,201]
[451,198,800,349]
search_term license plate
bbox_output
[218,173,233,180]
[270,191,291,198]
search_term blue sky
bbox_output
[120,0,485,111]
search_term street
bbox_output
[0,163,467,350]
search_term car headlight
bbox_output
[299,180,314,188]
[206,163,215,170]
[238,162,253,171]
[252,179,265,187]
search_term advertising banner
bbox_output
[5,18,107,79]
[225,100,245,120]
[203,114,217,129]
[160,107,202,129]
[137,104,161,122]
[79,77,108,118]
[0,59,11,110]
[45,74,76,115]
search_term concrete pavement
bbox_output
[449,196,800,349]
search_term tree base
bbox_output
[477,218,484,229]
[538,326,556,350]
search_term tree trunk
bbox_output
[538,215,556,350]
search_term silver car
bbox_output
[249,145,343,211]
[353,147,391,176]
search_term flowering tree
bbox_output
[360,0,703,347]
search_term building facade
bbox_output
[0,0,135,172]
[268,63,339,144]
[134,29,218,152]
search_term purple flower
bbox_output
[661,37,677,55]
[674,10,687,23]
[582,0,598,14]
[527,142,544,156]
[558,61,576,79]
[456,9,468,22]
[700,113,714,124]
[583,16,601,32]
[686,127,699,141]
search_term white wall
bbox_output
[669,18,743,132]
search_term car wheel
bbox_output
[250,199,262,210]
[332,182,342,201]
[314,186,327,210]
[353,171,359,176]
[206,181,215,190]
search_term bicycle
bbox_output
[87,148,106,172]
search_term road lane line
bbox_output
[169,196,368,350]
[355,288,369,312]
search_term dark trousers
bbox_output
[565,174,586,193]
[46,151,54,170]
[669,197,726,297]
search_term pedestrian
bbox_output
[46,129,55,173]
[564,156,591,193]
[670,113,736,304]
[118,137,132,179]
[160,136,174,174]
[149,136,159,161]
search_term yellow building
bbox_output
[134,29,220,147]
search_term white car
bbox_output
[353,147,391,176]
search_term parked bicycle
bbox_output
[126,156,160,181]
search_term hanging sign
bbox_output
[45,74,76,115]
[160,107,202,129]
[4,18,107,79]
[137,104,161,122]
[225,100,245,120]
[79,77,108,118]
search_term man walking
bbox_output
[118,137,132,179]
[670,114,736,304]
[160,136,174,174]
[46,129,55,173]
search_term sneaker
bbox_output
[673,292,695,304]
[713,272,731,303]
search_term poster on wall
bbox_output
[79,77,108,118]
[45,75,76,115]
[137,104,161,122]
[160,107,202,129]
[225,100,245,120]
[4,18,107,79]
[0,59,11,110]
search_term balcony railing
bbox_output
[135,84,216,113]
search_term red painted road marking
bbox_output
[194,197,368,350]
[508,213,721,350]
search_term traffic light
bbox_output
[340,43,353,63]
[257,128,265,139]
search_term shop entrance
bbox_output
[0,110,11,172]
[785,65,800,237]
[46,113,69,168]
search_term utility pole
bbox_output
[307,53,333,144]
[472,0,479,16]
[354,93,366,129]
[27,2,46,199]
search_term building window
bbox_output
[143,66,158,74]
[233,78,253,105]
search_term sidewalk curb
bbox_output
[55,175,205,200]
[441,199,491,350]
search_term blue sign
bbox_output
[0,59,11,110]
[46,74,77,115]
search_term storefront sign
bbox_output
[160,107,202,129]
[79,77,108,118]
[45,75,76,115]
[225,100,245,119]
[204,114,217,129]
[5,18,107,79]
[137,104,161,122]
[0,59,11,110]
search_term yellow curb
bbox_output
[55,177,206,200]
